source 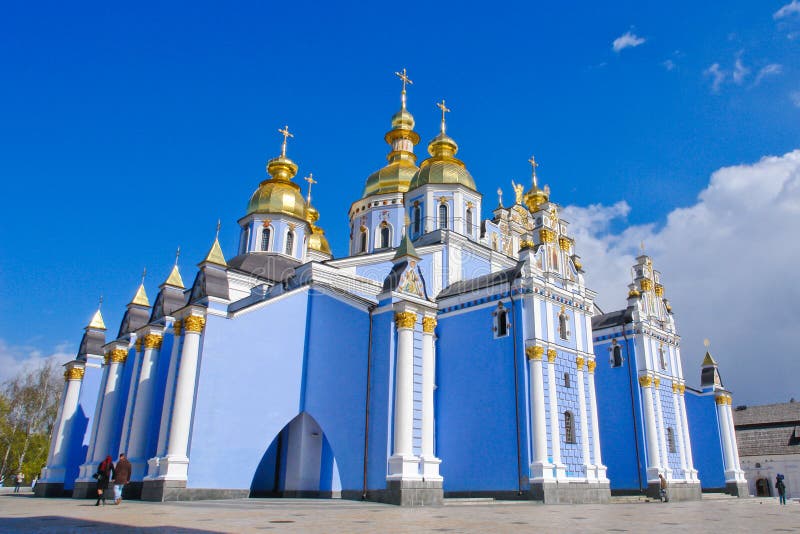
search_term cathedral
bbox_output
[35,71,747,505]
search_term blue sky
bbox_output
[1,1,799,402]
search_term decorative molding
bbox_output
[539,229,556,243]
[64,367,85,381]
[654,377,661,387]
[394,311,417,329]
[547,348,557,362]
[144,333,163,349]
[558,236,571,251]
[587,360,596,373]
[105,348,128,364]
[654,284,664,297]
[576,355,585,370]
[526,346,544,361]
[422,316,437,334]
[184,315,206,333]
[640,279,653,292]
[638,375,653,388]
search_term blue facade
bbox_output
[685,391,726,489]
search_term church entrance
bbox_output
[250,412,341,498]
[756,477,771,497]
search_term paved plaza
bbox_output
[0,492,797,533]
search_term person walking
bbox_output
[13,472,24,493]
[776,474,787,505]
[113,453,132,505]
[94,456,114,506]
[658,473,669,503]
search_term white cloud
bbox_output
[774,0,800,19]
[0,339,74,385]
[612,31,646,52]
[564,150,800,405]
[662,59,676,71]
[791,91,800,107]
[704,63,726,92]
[754,63,783,85]
[733,56,750,84]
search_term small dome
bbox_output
[246,155,307,219]
[391,108,415,130]
[307,228,331,255]
[409,132,476,191]
[362,160,419,196]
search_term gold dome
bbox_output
[391,108,415,130]
[246,155,307,219]
[305,205,331,255]
[409,132,476,191]
[362,104,421,197]
[524,184,549,212]
[363,160,419,196]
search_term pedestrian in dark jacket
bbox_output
[113,453,132,505]
[95,456,114,506]
[776,474,787,505]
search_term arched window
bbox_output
[380,224,390,249]
[439,203,448,229]
[285,231,294,255]
[413,205,421,234]
[360,230,368,253]
[564,372,571,388]
[558,308,569,340]
[241,226,251,254]
[611,342,623,367]
[261,228,271,251]
[466,207,474,235]
[667,428,676,453]
[564,411,576,444]
[493,302,509,338]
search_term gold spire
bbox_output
[528,155,539,187]
[278,125,293,158]
[202,221,227,267]
[164,248,185,288]
[702,339,717,366]
[436,99,450,134]
[87,296,106,330]
[395,68,413,110]
[304,173,317,204]
[130,269,150,307]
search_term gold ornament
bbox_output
[173,319,183,337]
[64,367,85,381]
[587,360,596,373]
[547,348,557,362]
[394,311,417,329]
[558,236,571,251]
[422,316,437,333]
[539,229,556,243]
[638,375,653,388]
[144,334,163,349]
[105,348,128,364]
[184,316,206,333]
[526,346,544,361]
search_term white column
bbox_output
[677,386,697,480]
[586,360,606,481]
[716,395,736,480]
[671,384,688,479]
[147,321,183,479]
[576,356,594,481]
[126,332,163,479]
[77,363,111,481]
[42,365,85,483]
[653,379,670,477]
[118,337,144,455]
[420,315,441,480]
[723,397,745,479]
[527,346,550,479]
[92,347,128,462]
[640,376,662,480]
[546,349,565,479]
[161,315,205,480]
[388,310,420,479]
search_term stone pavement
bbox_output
[0,491,797,533]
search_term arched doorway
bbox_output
[250,412,341,498]
[756,477,771,497]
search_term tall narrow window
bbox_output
[564,372,571,388]
[439,203,448,229]
[493,302,509,338]
[466,207,474,235]
[611,340,623,367]
[241,226,251,254]
[360,230,368,253]
[667,428,676,453]
[285,231,294,255]
[380,224,390,249]
[261,228,271,251]
[413,205,421,234]
[564,411,576,444]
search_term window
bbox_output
[564,411,576,443]
[439,203,448,229]
[380,224,390,249]
[493,302,509,338]
[667,428,676,453]
[241,226,250,254]
[610,339,623,367]
[285,231,294,255]
[466,207,474,235]
[261,228,271,251]
[413,205,421,234]
[360,230,368,253]
[564,372,571,388]
[558,307,570,340]
[551,246,559,270]
[658,343,668,370]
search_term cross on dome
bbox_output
[395,68,413,109]
[304,173,317,204]
[528,155,539,186]
[436,99,450,133]
[278,125,293,157]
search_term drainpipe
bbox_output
[361,304,375,500]
[622,319,644,493]
[509,280,524,496]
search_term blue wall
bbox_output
[366,309,394,490]
[685,391,726,489]
[63,361,103,490]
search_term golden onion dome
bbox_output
[409,132,476,191]
[361,105,421,197]
[391,108,415,130]
[247,155,307,219]
[305,205,332,255]
[524,184,549,212]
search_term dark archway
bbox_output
[756,477,771,497]
[250,412,341,498]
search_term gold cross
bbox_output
[395,68,413,92]
[98,295,103,308]
[436,99,450,133]
[216,219,221,238]
[703,338,710,348]
[304,173,317,204]
[278,125,293,157]
[528,155,539,186]
[175,246,181,266]
[141,267,147,283]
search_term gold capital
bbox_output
[422,316,437,334]
[654,377,661,388]
[135,338,143,352]
[672,382,679,393]
[547,348,557,362]
[679,384,686,395]
[639,375,653,388]
[105,348,128,364]
[395,311,417,329]
[184,316,206,333]
[558,236,571,251]
[173,319,183,337]
[526,346,544,361]
[640,279,653,292]
[715,395,727,405]
[654,284,664,297]
[144,333,164,349]
[576,356,585,370]
[587,360,596,373]
[64,367,85,381]
[539,229,556,243]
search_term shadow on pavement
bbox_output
[0,516,223,533]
